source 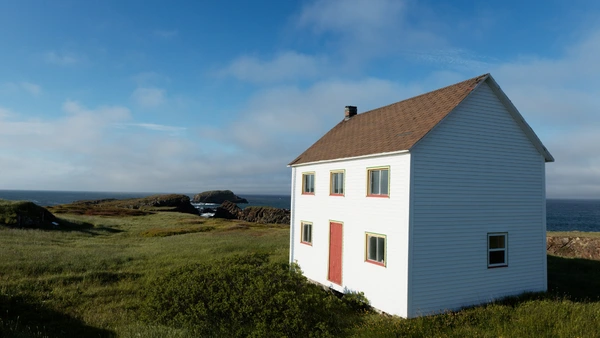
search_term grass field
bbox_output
[1,212,599,337]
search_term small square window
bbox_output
[366,233,386,266]
[368,167,389,196]
[330,171,344,196]
[301,222,312,245]
[302,173,314,194]
[488,233,507,268]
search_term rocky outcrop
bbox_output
[212,201,290,225]
[240,206,290,224]
[57,194,199,215]
[213,201,242,219]
[192,190,248,204]
[547,235,600,261]
[0,200,58,228]
[115,194,199,214]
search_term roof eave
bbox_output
[484,75,555,163]
[288,149,410,167]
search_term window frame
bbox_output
[302,172,315,195]
[488,233,508,268]
[365,232,386,267]
[329,170,345,196]
[301,221,313,245]
[367,166,390,197]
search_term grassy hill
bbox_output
[0,208,599,337]
[0,199,58,228]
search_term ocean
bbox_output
[0,190,291,210]
[0,190,598,232]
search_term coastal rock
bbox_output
[61,194,199,215]
[118,194,199,214]
[240,206,290,225]
[192,190,248,204]
[0,200,58,228]
[547,236,600,261]
[213,201,242,219]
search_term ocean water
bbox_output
[0,190,597,232]
[0,190,291,210]
[546,199,600,232]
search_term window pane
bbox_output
[303,174,314,193]
[370,170,380,194]
[489,250,505,265]
[307,224,311,243]
[368,236,377,260]
[331,173,343,194]
[489,235,505,249]
[380,169,389,195]
[377,237,385,262]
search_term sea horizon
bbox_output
[1,189,599,232]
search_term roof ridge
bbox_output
[359,73,489,116]
[289,73,492,166]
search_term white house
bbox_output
[288,73,554,318]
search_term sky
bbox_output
[0,0,599,198]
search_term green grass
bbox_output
[1,211,599,337]
[0,212,288,337]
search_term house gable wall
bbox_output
[290,153,411,317]
[408,81,547,317]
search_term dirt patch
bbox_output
[547,235,600,260]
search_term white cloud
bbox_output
[131,87,166,108]
[221,51,326,83]
[1,82,42,96]
[297,0,447,61]
[44,51,80,65]
[20,82,41,96]
[154,29,178,38]
[131,71,167,86]
[0,107,14,118]
[214,78,423,158]
[125,123,186,135]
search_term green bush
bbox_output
[141,253,362,337]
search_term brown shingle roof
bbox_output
[289,73,489,166]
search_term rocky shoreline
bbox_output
[212,200,290,224]
[192,190,248,204]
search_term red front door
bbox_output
[328,222,343,285]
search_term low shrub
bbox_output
[141,253,363,337]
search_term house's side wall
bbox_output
[409,81,547,317]
[292,153,411,317]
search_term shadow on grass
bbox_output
[497,254,600,308]
[6,217,126,236]
[547,254,600,302]
[0,293,115,338]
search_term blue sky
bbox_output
[0,0,599,197]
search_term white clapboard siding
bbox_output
[408,81,547,317]
[290,153,412,317]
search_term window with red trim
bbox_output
[302,173,314,194]
[366,233,386,266]
[368,168,389,196]
[301,222,312,245]
[330,171,344,196]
